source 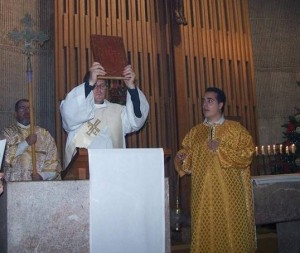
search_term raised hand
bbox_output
[89,62,107,85]
[123,65,136,89]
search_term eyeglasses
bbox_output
[201,98,217,105]
[94,84,107,90]
[17,106,30,112]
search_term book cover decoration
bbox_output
[90,35,127,80]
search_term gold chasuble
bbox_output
[177,120,256,253]
[2,125,61,181]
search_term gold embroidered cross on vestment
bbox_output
[86,119,101,136]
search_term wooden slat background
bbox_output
[55,0,257,211]
[175,0,256,135]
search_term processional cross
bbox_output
[8,14,49,175]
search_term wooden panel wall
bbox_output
[173,0,257,143]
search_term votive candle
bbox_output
[273,145,276,155]
[279,144,283,154]
[291,144,296,154]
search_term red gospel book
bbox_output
[90,35,127,80]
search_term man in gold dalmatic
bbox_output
[175,87,256,253]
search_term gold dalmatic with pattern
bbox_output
[176,120,256,253]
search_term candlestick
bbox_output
[286,146,289,155]
[255,146,258,156]
[267,145,271,155]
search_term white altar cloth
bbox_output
[88,148,165,253]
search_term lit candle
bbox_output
[273,145,276,155]
[267,145,271,155]
[286,146,289,155]
[255,146,258,156]
[279,144,283,154]
[261,145,265,155]
[291,144,296,154]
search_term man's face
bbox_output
[15,101,30,126]
[93,80,108,104]
[202,91,223,122]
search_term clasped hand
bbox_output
[26,134,37,146]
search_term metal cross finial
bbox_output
[8,13,49,56]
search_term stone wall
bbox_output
[249,0,300,146]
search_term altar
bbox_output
[252,173,300,253]
[0,148,170,253]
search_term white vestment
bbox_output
[60,83,149,168]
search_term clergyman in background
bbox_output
[1,99,61,181]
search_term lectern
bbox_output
[61,148,89,180]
